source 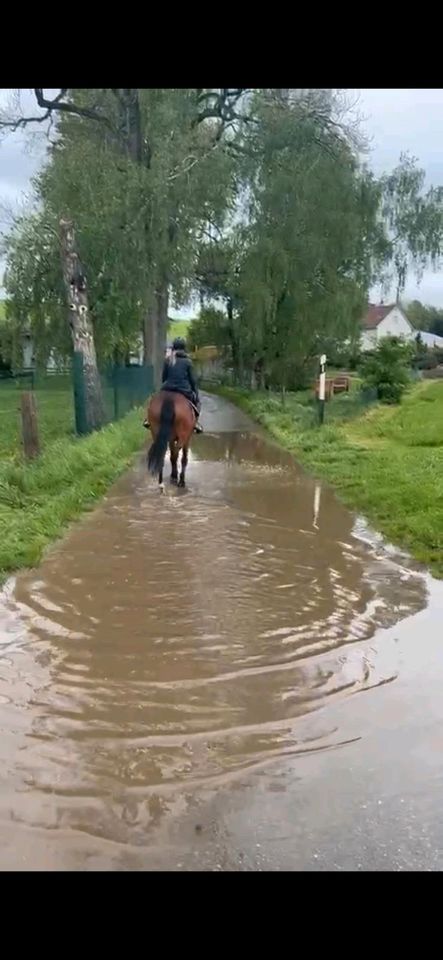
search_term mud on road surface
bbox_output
[1,392,443,870]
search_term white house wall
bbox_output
[376,307,414,341]
[361,307,414,352]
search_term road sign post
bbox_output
[318,354,327,425]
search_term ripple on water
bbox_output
[0,431,430,845]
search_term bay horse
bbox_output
[146,391,195,489]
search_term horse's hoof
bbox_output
[170,476,178,485]
[159,482,165,494]
[178,479,186,489]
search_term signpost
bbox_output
[318,354,327,425]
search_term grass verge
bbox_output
[0,408,145,584]
[208,381,443,579]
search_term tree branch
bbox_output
[194,89,249,127]
[0,89,114,133]
[34,89,113,127]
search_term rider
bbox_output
[144,337,203,433]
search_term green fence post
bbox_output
[113,365,120,421]
[72,351,89,435]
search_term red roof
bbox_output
[362,303,397,330]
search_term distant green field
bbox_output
[167,318,192,341]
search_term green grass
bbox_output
[0,408,145,583]
[0,375,145,583]
[209,380,443,579]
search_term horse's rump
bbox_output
[147,390,195,446]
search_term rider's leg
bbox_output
[193,396,203,433]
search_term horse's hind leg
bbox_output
[179,445,188,488]
[170,441,179,484]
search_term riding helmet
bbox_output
[172,336,186,352]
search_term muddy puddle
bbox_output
[0,393,442,870]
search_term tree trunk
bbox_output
[114,89,143,164]
[59,218,104,432]
[143,282,169,389]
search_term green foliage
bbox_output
[235,96,374,384]
[2,89,237,366]
[361,336,413,403]
[194,108,443,390]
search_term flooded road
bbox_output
[1,392,443,870]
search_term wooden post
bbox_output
[21,391,40,460]
[318,353,327,425]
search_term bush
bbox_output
[416,352,439,371]
[376,381,405,403]
[361,337,413,405]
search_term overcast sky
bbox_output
[1,88,443,306]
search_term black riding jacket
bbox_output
[161,350,198,402]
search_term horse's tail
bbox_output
[147,395,175,476]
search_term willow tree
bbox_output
[216,94,380,387]
[379,153,443,299]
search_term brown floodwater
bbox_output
[1,393,442,870]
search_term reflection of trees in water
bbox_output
[196,431,293,470]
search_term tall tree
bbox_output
[229,93,384,387]
[0,88,245,383]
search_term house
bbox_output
[361,303,415,351]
